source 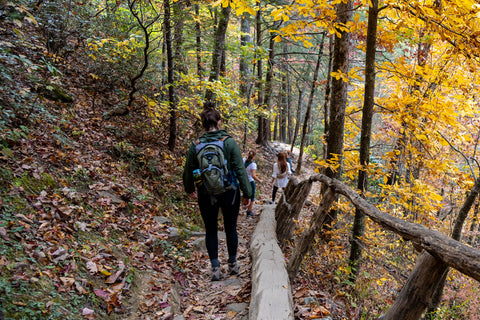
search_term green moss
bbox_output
[12,172,57,195]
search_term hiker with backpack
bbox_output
[243,150,263,217]
[270,151,292,204]
[182,104,252,281]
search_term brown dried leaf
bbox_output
[105,261,125,284]
[60,276,75,289]
[86,261,98,274]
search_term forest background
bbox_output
[1,0,480,319]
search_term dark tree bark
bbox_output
[287,187,337,279]
[297,38,325,174]
[173,0,185,75]
[280,43,288,142]
[287,71,293,144]
[379,252,448,320]
[195,4,203,78]
[205,4,231,102]
[273,116,278,141]
[220,46,226,76]
[164,0,176,151]
[290,86,306,154]
[322,36,333,159]
[322,0,353,229]
[239,12,251,98]
[262,21,281,143]
[239,12,252,149]
[107,0,159,117]
[280,73,287,142]
[255,4,267,145]
[348,0,379,281]
[468,202,479,245]
[275,177,313,249]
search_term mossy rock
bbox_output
[37,84,74,103]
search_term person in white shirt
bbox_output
[270,151,292,203]
[243,150,263,216]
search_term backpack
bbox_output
[276,171,287,179]
[276,163,288,179]
[195,136,234,195]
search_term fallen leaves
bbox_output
[105,261,125,284]
[82,307,96,320]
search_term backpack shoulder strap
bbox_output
[195,137,227,154]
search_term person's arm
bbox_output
[251,169,262,183]
[271,163,277,184]
[182,143,197,194]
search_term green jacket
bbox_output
[183,130,252,198]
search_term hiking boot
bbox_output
[211,266,222,281]
[247,211,255,217]
[228,261,240,275]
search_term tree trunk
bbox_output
[205,4,231,102]
[239,13,251,98]
[220,46,226,76]
[280,73,287,142]
[287,71,293,143]
[378,252,448,320]
[195,4,203,78]
[173,1,185,75]
[322,0,352,229]
[290,86,306,154]
[322,36,333,159]
[297,38,325,173]
[163,0,176,151]
[239,12,252,149]
[112,0,159,118]
[468,202,479,245]
[263,22,280,143]
[280,43,288,142]
[287,187,337,280]
[255,4,267,145]
[275,177,313,250]
[273,116,278,141]
[348,0,379,281]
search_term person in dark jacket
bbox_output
[183,104,252,281]
[286,150,295,173]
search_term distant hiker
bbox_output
[270,151,292,204]
[243,150,263,217]
[183,103,252,281]
[286,150,295,173]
